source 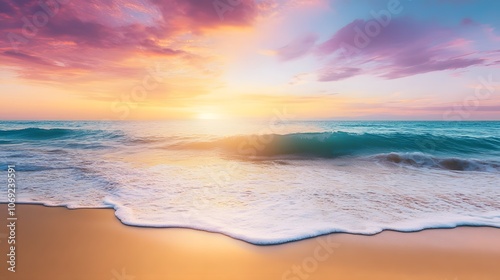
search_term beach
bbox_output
[2,0,500,278]
[1,204,499,280]
[1,121,500,245]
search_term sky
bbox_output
[0,0,499,120]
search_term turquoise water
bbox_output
[0,121,499,244]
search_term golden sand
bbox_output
[0,204,499,280]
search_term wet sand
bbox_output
[0,204,499,280]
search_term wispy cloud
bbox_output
[275,33,319,61]
[307,17,498,81]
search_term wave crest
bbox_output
[167,131,500,158]
[0,128,74,139]
[374,152,500,172]
[0,127,124,141]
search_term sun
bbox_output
[197,112,221,120]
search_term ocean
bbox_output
[0,120,499,244]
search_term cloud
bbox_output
[3,50,54,66]
[151,0,256,30]
[0,0,258,81]
[288,72,315,85]
[483,25,500,42]
[461,18,474,25]
[314,16,498,81]
[0,1,15,15]
[275,33,319,61]
[318,67,361,81]
[256,0,327,19]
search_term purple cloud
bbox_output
[461,18,474,25]
[314,16,497,81]
[318,67,361,82]
[0,0,258,79]
[276,33,319,61]
[3,50,54,66]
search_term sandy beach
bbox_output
[0,204,498,280]
[2,0,500,278]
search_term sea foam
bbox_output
[1,121,499,244]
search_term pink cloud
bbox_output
[461,18,474,25]
[275,33,319,61]
[314,17,498,81]
[0,0,257,80]
[318,67,361,82]
[483,25,500,42]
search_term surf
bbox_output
[166,131,500,159]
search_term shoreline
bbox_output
[1,204,500,280]
[7,202,500,246]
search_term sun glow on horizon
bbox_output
[197,112,221,120]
